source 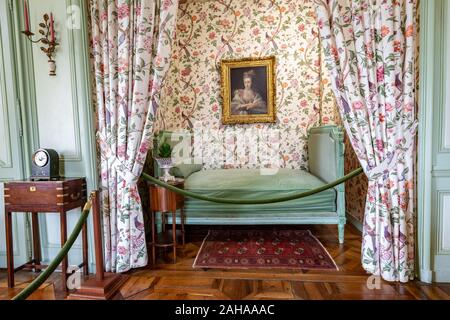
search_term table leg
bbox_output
[60,211,68,293]
[181,208,185,247]
[31,212,41,271]
[172,211,177,263]
[151,211,156,266]
[82,220,89,276]
[5,211,14,288]
[161,212,166,233]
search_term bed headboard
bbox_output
[308,125,345,191]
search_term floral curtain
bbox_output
[89,0,178,272]
[315,0,418,282]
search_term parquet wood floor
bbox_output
[1,224,449,300]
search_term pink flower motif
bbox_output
[135,4,141,17]
[181,67,191,77]
[219,19,231,28]
[318,19,324,29]
[175,107,181,113]
[252,28,260,36]
[202,84,210,93]
[180,96,190,104]
[101,11,108,21]
[352,101,364,110]
[290,79,298,88]
[300,100,308,108]
[162,0,172,11]
[143,36,153,51]
[117,246,127,255]
[117,4,130,20]
[208,32,216,39]
[212,104,218,112]
[139,141,150,154]
[298,24,305,32]
[381,25,390,37]
[375,139,384,152]
[385,103,394,112]
[404,103,413,112]
[377,66,384,82]
[178,24,188,33]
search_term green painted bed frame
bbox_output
[154,125,346,243]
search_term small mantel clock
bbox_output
[30,148,60,180]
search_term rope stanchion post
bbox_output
[92,191,104,282]
[68,190,128,300]
[11,194,93,300]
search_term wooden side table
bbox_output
[3,178,88,292]
[148,179,185,265]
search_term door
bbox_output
[0,1,29,268]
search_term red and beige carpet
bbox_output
[193,229,338,270]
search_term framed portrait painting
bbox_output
[220,56,276,124]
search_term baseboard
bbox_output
[419,268,433,283]
[346,213,363,233]
[433,255,450,283]
[433,270,450,283]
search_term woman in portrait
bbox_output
[230,70,267,115]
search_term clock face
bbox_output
[34,150,48,167]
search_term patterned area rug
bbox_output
[193,229,338,270]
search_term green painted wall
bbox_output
[0,0,97,271]
[418,0,450,283]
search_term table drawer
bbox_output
[4,183,58,205]
[4,179,87,207]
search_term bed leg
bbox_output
[338,221,345,244]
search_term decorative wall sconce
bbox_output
[21,1,59,76]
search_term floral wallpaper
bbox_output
[156,0,366,224]
[157,0,338,170]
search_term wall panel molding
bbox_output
[440,193,450,252]
[0,24,13,168]
[420,0,450,283]
[418,0,435,283]
[444,0,450,151]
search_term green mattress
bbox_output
[184,168,336,213]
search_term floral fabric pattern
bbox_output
[89,0,178,272]
[157,0,339,170]
[315,0,417,282]
[344,133,367,223]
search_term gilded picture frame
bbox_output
[221,56,276,124]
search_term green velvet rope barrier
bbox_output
[11,200,92,301]
[12,167,363,300]
[142,167,364,204]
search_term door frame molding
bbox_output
[417,0,450,283]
